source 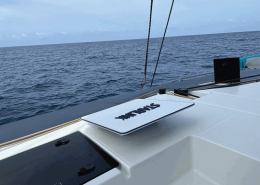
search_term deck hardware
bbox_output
[78,164,95,176]
[174,88,188,96]
[55,138,70,147]
[174,88,200,98]
[159,88,166,94]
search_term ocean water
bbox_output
[0,31,260,126]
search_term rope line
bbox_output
[141,0,154,90]
[150,0,175,87]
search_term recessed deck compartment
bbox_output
[0,132,118,185]
[159,136,260,185]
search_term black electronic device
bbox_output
[214,57,240,83]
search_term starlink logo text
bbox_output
[115,103,160,121]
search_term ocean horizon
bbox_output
[0,30,259,126]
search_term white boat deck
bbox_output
[1,81,260,184]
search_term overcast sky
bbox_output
[0,0,259,47]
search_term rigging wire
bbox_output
[150,0,175,88]
[141,0,154,90]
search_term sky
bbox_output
[0,0,259,47]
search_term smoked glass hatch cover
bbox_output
[0,132,118,185]
[82,99,194,135]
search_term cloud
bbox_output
[97,28,107,32]
[9,34,26,40]
[0,6,15,16]
[0,0,260,47]
[227,19,236,22]
[36,32,53,37]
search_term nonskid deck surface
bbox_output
[1,69,260,184]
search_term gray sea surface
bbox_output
[0,31,260,126]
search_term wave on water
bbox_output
[89,93,119,102]
[202,65,213,68]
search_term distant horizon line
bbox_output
[1,30,259,49]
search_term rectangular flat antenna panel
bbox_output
[82,99,194,135]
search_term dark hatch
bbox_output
[0,132,119,185]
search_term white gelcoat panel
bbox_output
[84,168,123,185]
[81,99,194,135]
[196,81,260,100]
[80,103,235,165]
[197,113,260,161]
[146,93,192,102]
[194,92,260,116]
